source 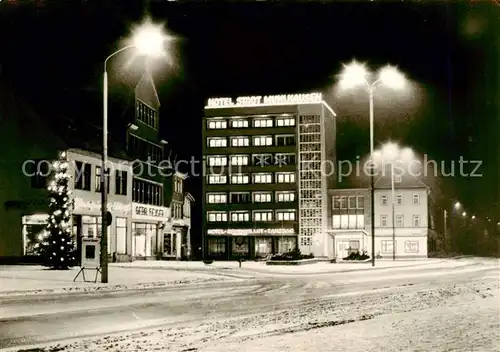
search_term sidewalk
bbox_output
[0,265,228,296]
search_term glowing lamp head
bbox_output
[462,212,467,217]
[454,202,461,209]
[400,147,414,162]
[339,60,368,90]
[130,20,167,58]
[378,65,406,90]
[381,142,399,160]
[471,215,475,220]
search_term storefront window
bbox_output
[116,217,127,254]
[132,223,157,257]
[22,214,49,255]
[255,238,272,256]
[232,236,248,256]
[278,237,296,253]
[208,237,226,255]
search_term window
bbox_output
[339,196,347,209]
[230,211,250,222]
[274,153,296,165]
[132,179,162,206]
[395,175,402,183]
[230,192,250,204]
[231,174,249,184]
[231,136,250,147]
[357,196,364,209]
[412,215,421,227]
[253,192,272,203]
[75,161,91,191]
[174,177,183,194]
[252,154,273,166]
[332,215,364,229]
[207,156,228,166]
[380,215,388,227]
[405,241,419,253]
[348,196,357,209]
[253,173,272,184]
[207,212,227,222]
[413,193,420,205]
[207,175,227,184]
[136,100,158,129]
[230,155,249,166]
[207,193,227,204]
[253,136,273,146]
[115,170,128,195]
[253,118,273,127]
[276,172,295,183]
[277,210,296,221]
[381,195,388,206]
[116,217,127,254]
[275,135,296,146]
[276,191,295,202]
[276,116,296,126]
[207,137,227,148]
[253,211,273,222]
[231,119,249,128]
[396,194,403,205]
[128,135,163,163]
[207,119,227,129]
[95,166,110,193]
[396,215,404,227]
[29,160,50,189]
[208,237,226,255]
[381,240,395,254]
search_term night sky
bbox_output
[0,1,498,224]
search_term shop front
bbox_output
[73,196,131,263]
[131,203,169,260]
[206,228,297,260]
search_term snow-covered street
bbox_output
[0,257,498,352]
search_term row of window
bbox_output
[380,214,423,227]
[132,179,163,206]
[332,214,423,229]
[380,193,420,206]
[207,210,296,222]
[74,162,128,196]
[381,240,420,254]
[207,172,295,185]
[332,196,365,210]
[136,100,158,129]
[207,135,296,148]
[207,191,296,204]
[128,135,163,164]
[207,153,296,166]
[207,116,296,130]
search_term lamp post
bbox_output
[101,20,168,283]
[339,61,406,267]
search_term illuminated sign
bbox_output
[74,197,130,213]
[207,228,295,236]
[132,203,169,220]
[206,93,322,108]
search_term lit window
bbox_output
[207,212,227,222]
[380,215,388,227]
[339,196,347,209]
[207,193,227,204]
[253,211,273,222]
[253,192,272,203]
[207,175,227,184]
[253,118,273,128]
[276,172,295,183]
[231,136,250,147]
[136,100,158,129]
[276,191,295,202]
[396,215,404,227]
[230,174,249,184]
[207,137,227,148]
[230,155,249,166]
[276,210,295,221]
[253,173,272,184]
[276,116,296,126]
[207,119,227,129]
[396,194,403,205]
[412,215,421,227]
[207,156,228,166]
[231,119,249,128]
[252,136,273,146]
[381,195,388,206]
[413,193,420,205]
[231,212,250,222]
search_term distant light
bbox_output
[160,140,168,145]
[471,215,475,220]
[127,123,139,131]
[339,60,368,90]
[454,202,461,209]
[378,65,406,90]
[462,212,467,217]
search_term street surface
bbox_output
[0,257,498,352]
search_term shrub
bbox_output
[343,250,370,261]
[203,260,214,265]
[270,248,314,261]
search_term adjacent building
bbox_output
[202,93,336,260]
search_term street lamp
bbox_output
[101,19,168,283]
[339,60,407,266]
[454,202,461,210]
[374,142,414,261]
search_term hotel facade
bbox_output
[202,93,336,260]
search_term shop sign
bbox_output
[206,93,322,108]
[207,228,295,236]
[74,197,130,213]
[132,203,169,220]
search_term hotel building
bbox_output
[202,93,336,260]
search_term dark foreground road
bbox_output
[0,258,498,351]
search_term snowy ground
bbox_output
[0,265,229,296]
[1,257,497,352]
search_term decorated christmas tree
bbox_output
[39,151,76,269]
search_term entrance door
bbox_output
[336,241,350,259]
[163,233,177,257]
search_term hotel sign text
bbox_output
[207,228,295,236]
[206,93,322,108]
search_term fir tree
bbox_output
[39,151,76,269]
